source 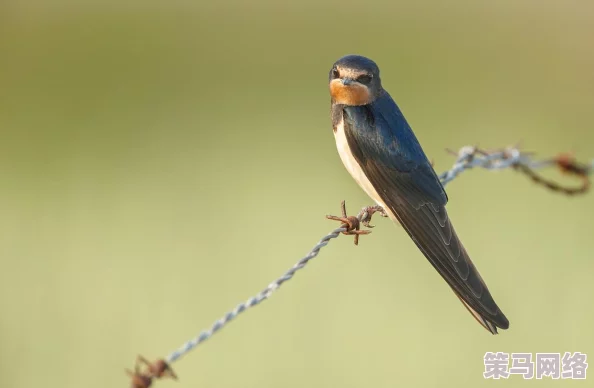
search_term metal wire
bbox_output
[165,226,346,363]
[164,145,592,364]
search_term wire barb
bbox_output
[128,145,591,386]
[439,146,591,194]
[326,200,372,245]
[125,356,176,388]
[513,153,591,195]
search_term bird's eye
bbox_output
[357,74,373,84]
[332,68,340,79]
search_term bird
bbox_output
[328,54,509,334]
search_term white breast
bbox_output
[334,120,388,211]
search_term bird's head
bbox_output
[329,55,382,106]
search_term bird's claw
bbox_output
[360,205,388,228]
[326,200,372,245]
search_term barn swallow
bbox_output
[329,54,509,334]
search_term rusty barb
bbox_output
[125,356,176,388]
[513,152,591,195]
[444,145,592,195]
[326,200,388,245]
[127,144,592,387]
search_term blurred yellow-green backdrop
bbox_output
[1,1,593,387]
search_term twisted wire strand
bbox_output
[165,227,348,363]
[164,146,592,365]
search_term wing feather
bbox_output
[342,92,509,332]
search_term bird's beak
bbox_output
[341,78,355,86]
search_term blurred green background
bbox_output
[1,1,593,387]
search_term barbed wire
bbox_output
[440,146,592,194]
[127,145,592,388]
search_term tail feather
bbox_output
[455,293,499,334]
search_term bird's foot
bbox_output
[359,205,388,228]
[326,200,371,245]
